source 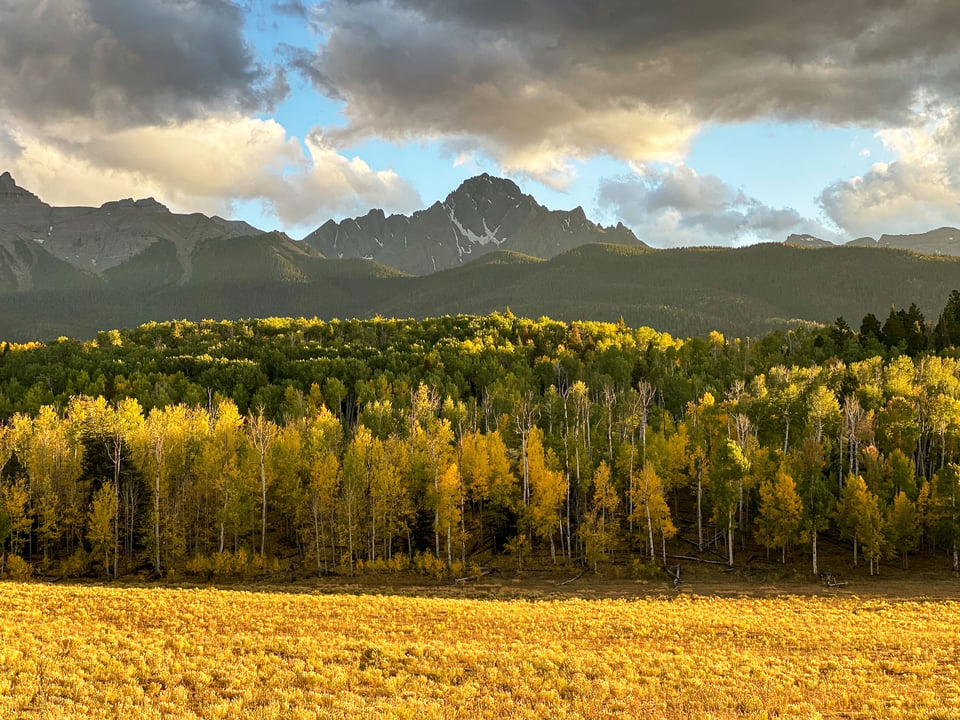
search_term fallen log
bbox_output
[665,554,729,566]
[453,567,498,584]
[558,569,586,586]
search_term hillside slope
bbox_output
[5,242,960,340]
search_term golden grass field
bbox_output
[0,581,958,719]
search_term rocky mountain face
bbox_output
[0,171,266,288]
[784,233,834,248]
[303,173,643,274]
[846,227,960,256]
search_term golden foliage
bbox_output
[0,584,958,718]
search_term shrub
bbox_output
[5,555,33,580]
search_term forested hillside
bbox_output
[2,307,960,581]
[8,242,960,341]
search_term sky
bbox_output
[1,1,959,248]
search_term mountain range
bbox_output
[3,170,960,341]
[303,174,641,275]
[785,227,960,256]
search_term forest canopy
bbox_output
[2,302,960,581]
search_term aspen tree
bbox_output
[755,471,804,563]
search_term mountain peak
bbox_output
[447,173,524,203]
[304,172,643,274]
[99,197,170,213]
[0,171,43,204]
[784,233,833,248]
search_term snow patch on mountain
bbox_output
[446,207,504,248]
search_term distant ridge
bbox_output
[784,233,833,248]
[4,171,960,341]
[846,227,960,256]
[0,172,267,286]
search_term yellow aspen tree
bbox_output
[630,464,675,562]
[68,395,144,577]
[131,404,205,574]
[197,399,250,555]
[131,407,170,575]
[246,406,277,557]
[302,407,342,574]
[527,426,566,564]
[341,425,373,574]
[14,407,84,561]
[755,470,805,563]
[435,462,462,568]
[888,491,918,569]
[582,461,619,572]
[87,482,115,576]
[2,480,31,557]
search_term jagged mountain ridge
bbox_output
[6,170,960,341]
[303,173,643,274]
[0,171,267,287]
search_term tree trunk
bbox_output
[696,470,703,551]
[113,439,121,578]
[812,528,818,576]
[447,524,452,568]
[727,510,734,567]
[154,467,161,574]
[312,498,322,576]
[347,496,355,575]
[646,504,654,560]
[260,453,267,557]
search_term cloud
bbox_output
[272,1,307,18]
[0,0,286,129]
[290,0,960,182]
[598,165,836,248]
[0,1,421,236]
[0,116,421,233]
[294,0,699,184]
[819,109,960,237]
[273,130,422,227]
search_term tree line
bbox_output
[3,306,960,579]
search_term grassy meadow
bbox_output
[0,582,958,718]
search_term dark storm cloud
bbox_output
[0,0,286,128]
[278,44,341,99]
[291,0,960,170]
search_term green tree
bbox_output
[710,439,750,567]
[836,474,885,573]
